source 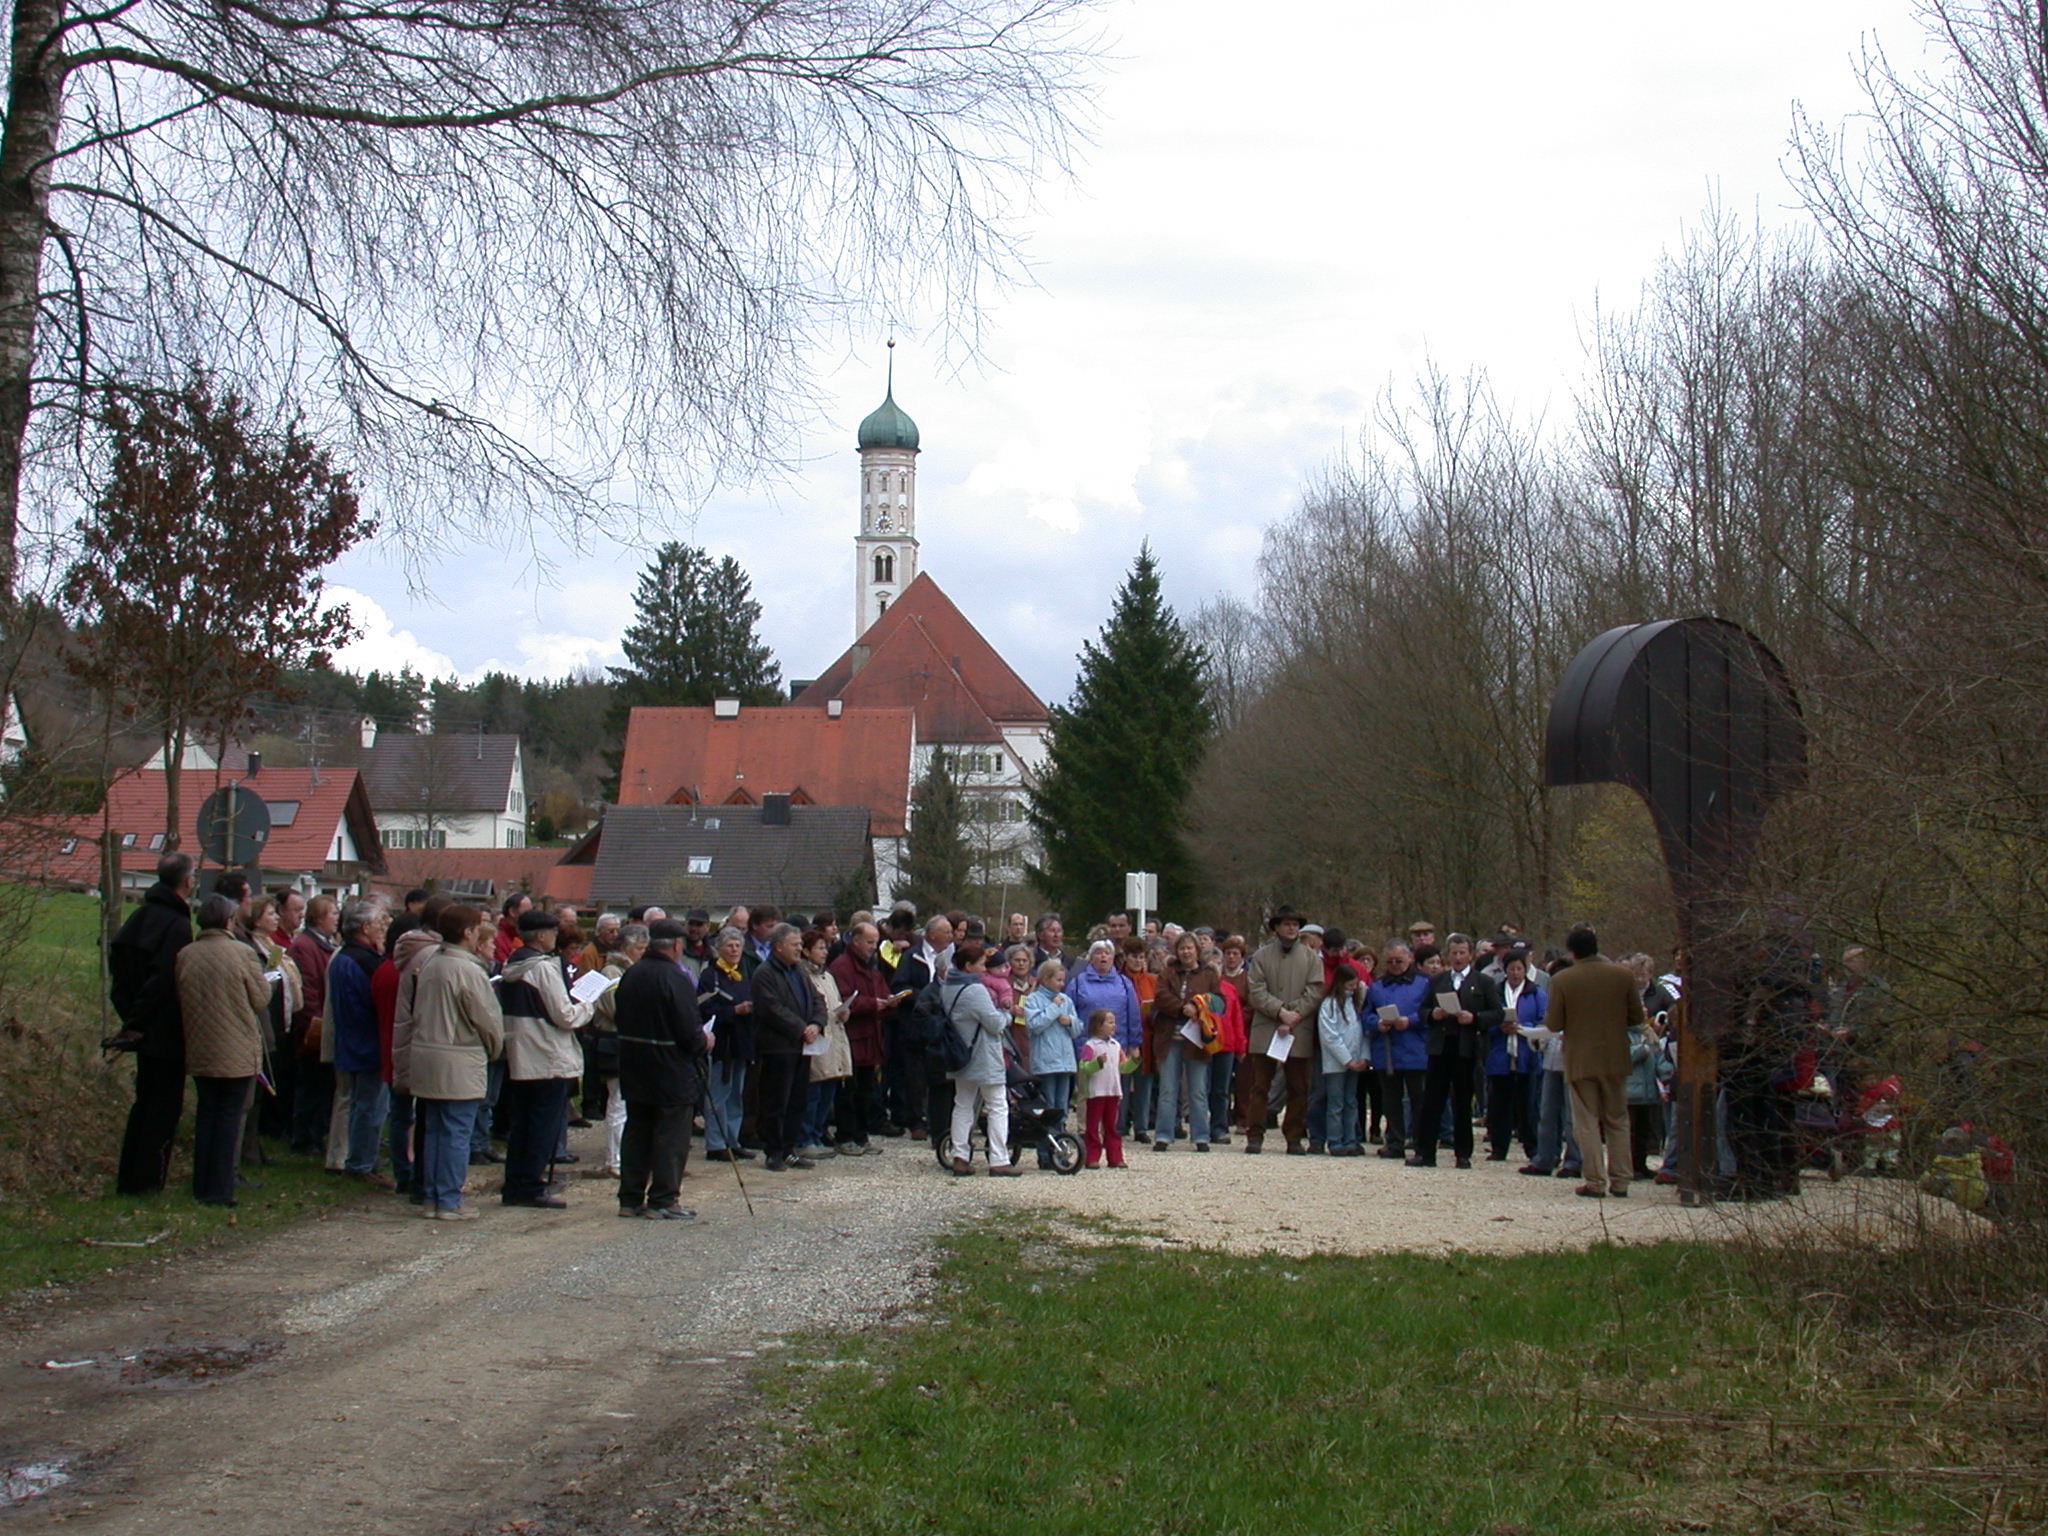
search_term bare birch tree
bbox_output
[0,0,1098,594]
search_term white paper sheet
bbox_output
[802,1034,831,1056]
[1265,1030,1294,1061]
[1517,1024,1556,1044]
[570,970,617,1004]
[1376,1004,1401,1023]
[1179,1020,1205,1047]
[1434,991,1461,1019]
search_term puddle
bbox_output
[37,1337,283,1390]
[1,1460,72,1507]
[120,1338,283,1388]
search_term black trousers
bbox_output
[192,1075,251,1204]
[619,1100,694,1210]
[753,1052,810,1159]
[925,1064,956,1158]
[1378,1067,1428,1154]
[1414,1054,1477,1163]
[1725,1057,1797,1193]
[502,1077,572,1202]
[884,1020,928,1132]
[836,1063,877,1146]
[1486,1071,1538,1157]
[118,1052,187,1194]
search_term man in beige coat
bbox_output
[1244,907,1324,1155]
[1545,926,1646,1197]
[177,894,272,1207]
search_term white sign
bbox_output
[1124,872,1157,911]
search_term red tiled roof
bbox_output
[615,705,914,836]
[24,766,383,884]
[793,573,1048,739]
[373,846,589,905]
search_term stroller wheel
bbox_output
[1046,1132,1084,1176]
[934,1137,957,1172]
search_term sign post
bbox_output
[1124,871,1157,937]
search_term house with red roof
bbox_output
[21,764,384,898]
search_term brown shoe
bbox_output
[1609,1183,1629,1198]
[989,1163,1022,1178]
[1575,1184,1607,1199]
[950,1158,972,1177]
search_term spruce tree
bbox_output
[893,748,972,912]
[1027,545,1212,922]
[608,543,782,716]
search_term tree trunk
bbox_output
[162,723,183,851]
[0,0,64,604]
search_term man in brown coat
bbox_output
[176,894,273,1207]
[1545,926,1645,1198]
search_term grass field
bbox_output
[755,1222,2038,1536]
[0,886,374,1297]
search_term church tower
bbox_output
[854,341,920,637]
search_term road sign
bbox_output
[1124,872,1156,912]
[195,782,272,868]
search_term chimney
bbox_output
[827,699,844,719]
[713,698,740,719]
[246,751,262,777]
[762,793,791,826]
[359,717,377,750]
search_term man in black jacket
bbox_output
[614,920,709,1219]
[749,922,823,1171]
[1409,933,1504,1170]
[112,853,197,1193]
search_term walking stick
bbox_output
[695,1053,754,1216]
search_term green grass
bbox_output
[0,1150,370,1297]
[755,1224,2036,1536]
[0,885,376,1292]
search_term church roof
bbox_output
[793,573,1048,742]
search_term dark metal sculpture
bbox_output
[1545,618,1806,1205]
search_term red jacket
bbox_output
[494,916,520,966]
[827,949,895,1069]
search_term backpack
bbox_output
[914,980,977,1074]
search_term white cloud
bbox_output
[326,587,460,679]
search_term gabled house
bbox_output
[614,702,913,892]
[360,732,528,850]
[574,798,875,914]
[24,764,385,897]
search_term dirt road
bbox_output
[0,1134,1938,1534]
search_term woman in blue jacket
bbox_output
[1364,943,1432,1160]
[1484,952,1545,1161]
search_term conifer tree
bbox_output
[1027,545,1211,921]
[893,748,972,912]
[607,543,782,718]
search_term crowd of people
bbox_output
[105,852,1874,1220]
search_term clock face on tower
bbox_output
[878,511,892,532]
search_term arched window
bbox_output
[873,550,895,584]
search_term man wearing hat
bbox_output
[498,909,597,1208]
[679,908,714,975]
[614,919,710,1219]
[1243,907,1325,1154]
[1406,920,1437,949]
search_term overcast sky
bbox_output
[328,0,1928,707]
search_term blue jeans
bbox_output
[803,1078,838,1147]
[472,1058,505,1157]
[420,1099,480,1211]
[1119,1067,1156,1139]
[704,1060,748,1152]
[1153,1051,1211,1146]
[1036,1072,1075,1168]
[1535,1071,1578,1171]
[388,1090,416,1188]
[1306,1069,1328,1146]
[345,1070,390,1174]
[1322,1071,1361,1148]
[1208,1052,1237,1136]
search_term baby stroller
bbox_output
[932,1047,1084,1175]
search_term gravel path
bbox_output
[0,1123,1947,1535]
